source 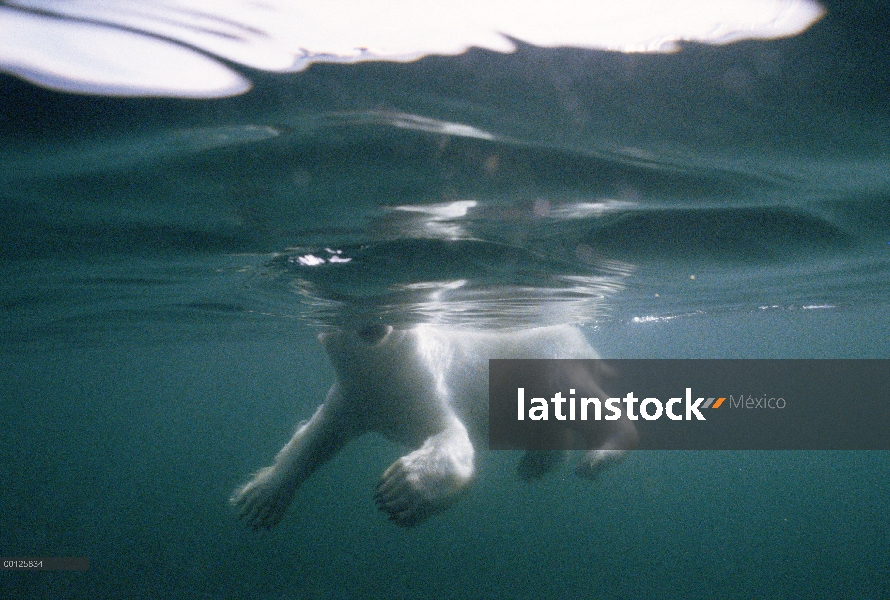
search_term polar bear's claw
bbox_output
[374,447,471,527]
[230,466,294,530]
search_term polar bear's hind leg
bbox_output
[517,450,565,480]
[575,417,639,480]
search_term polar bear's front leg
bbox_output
[231,385,357,530]
[374,416,475,527]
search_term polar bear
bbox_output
[231,323,638,528]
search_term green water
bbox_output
[1,296,887,598]
[1,2,889,598]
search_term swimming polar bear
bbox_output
[231,323,638,528]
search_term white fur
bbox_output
[231,324,637,528]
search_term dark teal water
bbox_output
[2,3,889,598]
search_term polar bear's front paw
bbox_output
[374,444,473,527]
[575,449,628,480]
[230,466,295,530]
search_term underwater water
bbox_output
[1,3,889,599]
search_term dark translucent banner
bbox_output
[489,360,890,450]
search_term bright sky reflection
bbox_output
[0,0,825,97]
